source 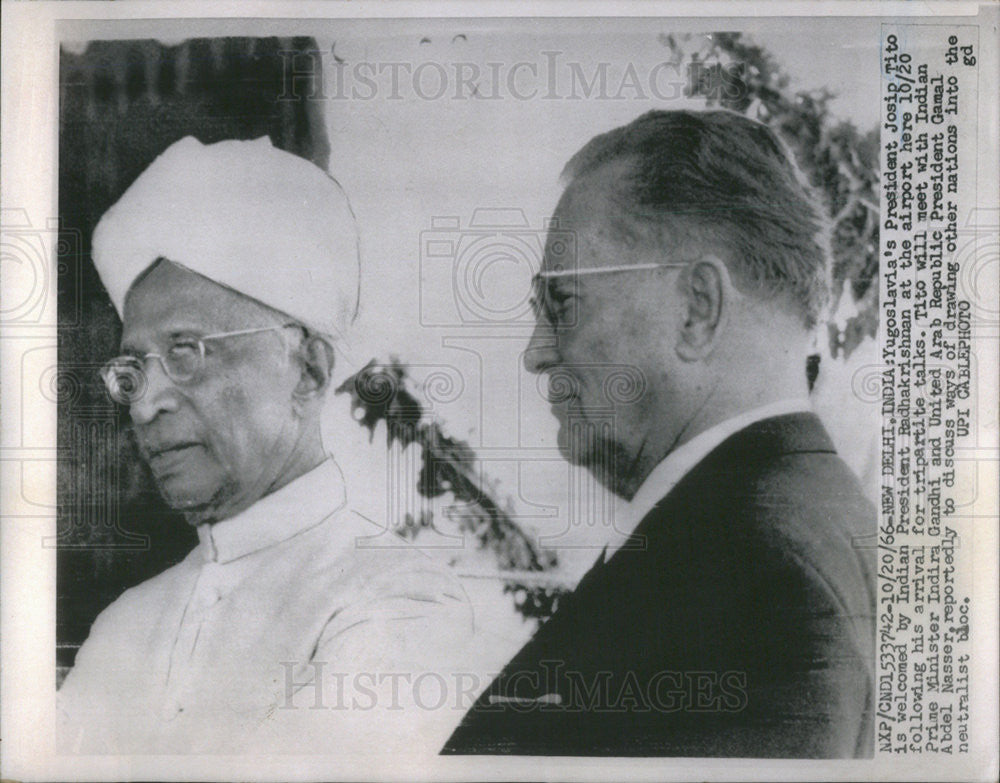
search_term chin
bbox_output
[154,473,225,515]
[558,427,632,492]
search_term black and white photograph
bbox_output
[1,3,997,781]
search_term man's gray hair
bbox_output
[563,109,833,328]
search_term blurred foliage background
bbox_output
[663,32,880,359]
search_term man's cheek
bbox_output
[217,379,253,411]
[216,399,283,467]
[209,373,295,463]
[214,382,265,436]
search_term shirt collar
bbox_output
[197,458,348,564]
[608,398,813,555]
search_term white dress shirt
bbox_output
[58,458,474,755]
[605,399,813,557]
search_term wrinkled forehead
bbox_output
[121,259,282,344]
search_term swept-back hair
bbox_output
[563,109,832,328]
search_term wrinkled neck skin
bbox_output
[612,326,813,501]
[182,422,326,526]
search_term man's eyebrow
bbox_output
[533,270,576,288]
[119,328,205,354]
[541,275,581,298]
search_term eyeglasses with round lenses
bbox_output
[100,324,299,406]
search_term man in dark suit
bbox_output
[442,110,876,758]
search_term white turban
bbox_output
[91,136,360,341]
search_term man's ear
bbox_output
[676,256,731,361]
[293,335,335,402]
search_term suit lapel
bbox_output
[455,414,839,720]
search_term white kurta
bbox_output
[58,459,475,755]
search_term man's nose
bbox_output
[128,359,180,425]
[523,320,560,375]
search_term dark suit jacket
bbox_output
[443,413,876,758]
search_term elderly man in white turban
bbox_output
[58,137,473,755]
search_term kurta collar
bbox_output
[197,458,347,564]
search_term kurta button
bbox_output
[161,699,183,721]
[195,585,222,611]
